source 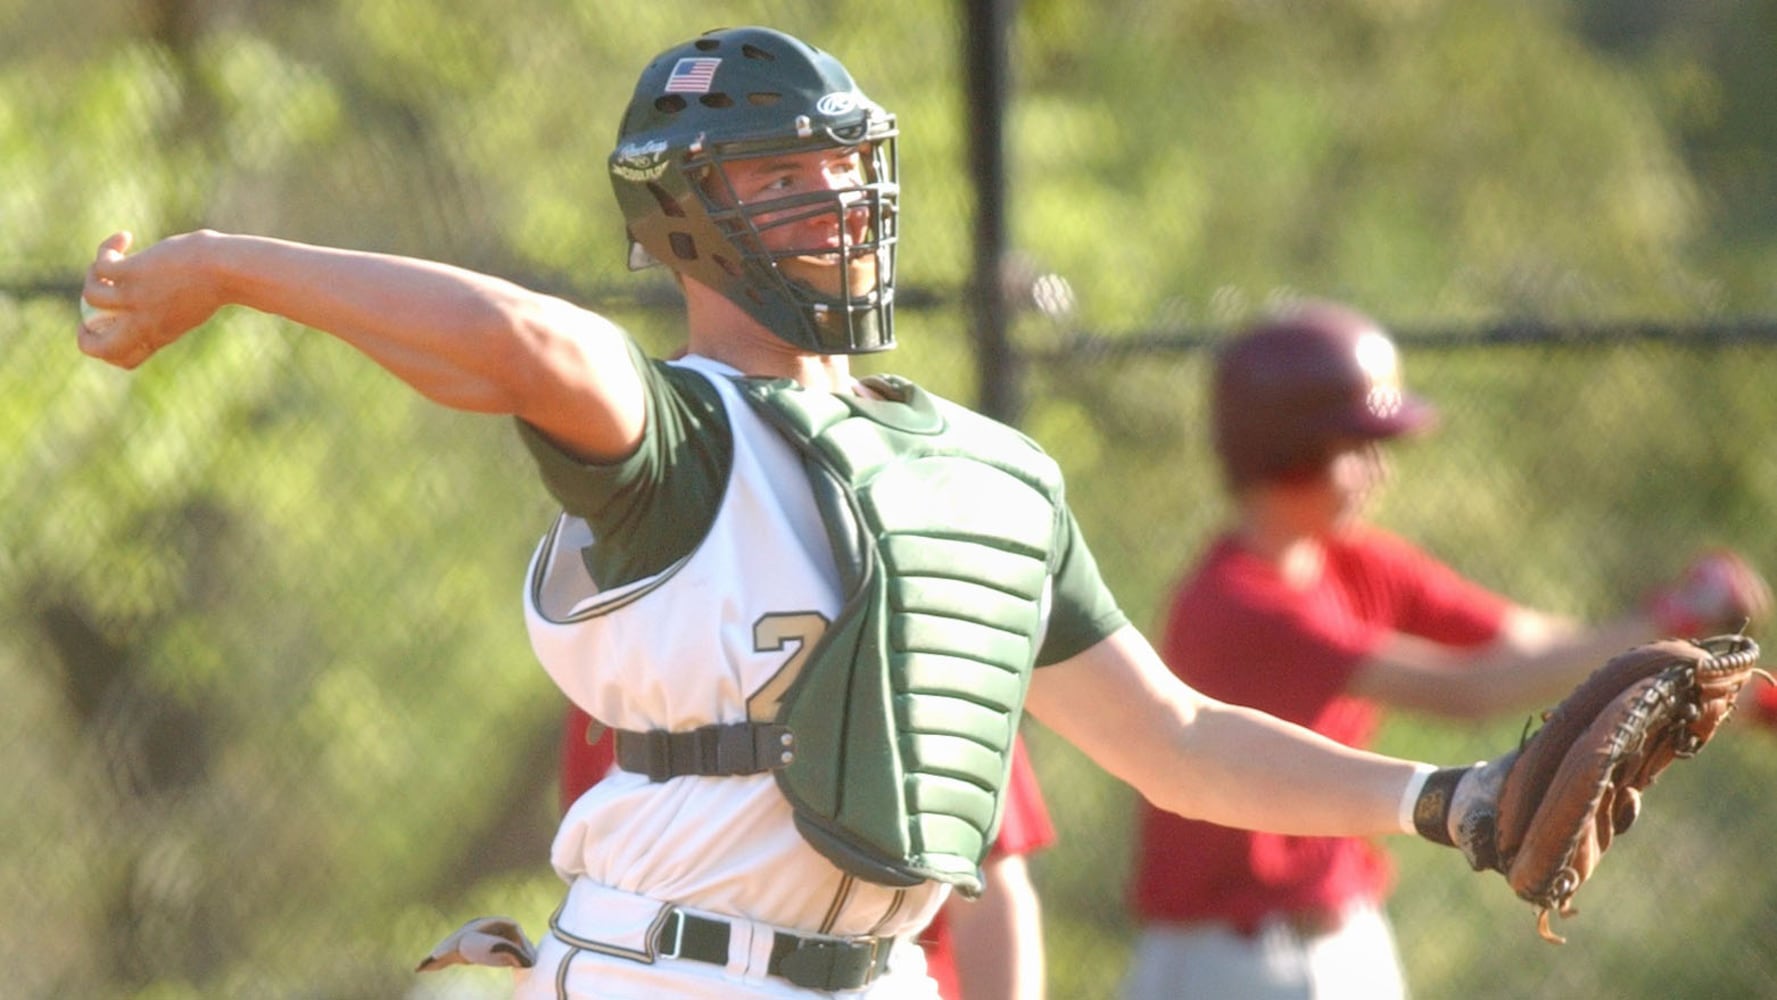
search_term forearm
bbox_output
[85,230,644,460]
[205,233,585,412]
[1361,611,1655,717]
[1025,627,1421,839]
[1479,610,1657,707]
[1163,698,1422,836]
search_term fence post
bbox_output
[963,0,1024,425]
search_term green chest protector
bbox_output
[737,374,1068,896]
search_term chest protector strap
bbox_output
[736,374,1067,896]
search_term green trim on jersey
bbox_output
[1040,507,1128,664]
[515,340,730,590]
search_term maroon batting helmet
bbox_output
[1212,299,1436,489]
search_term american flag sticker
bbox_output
[664,57,722,94]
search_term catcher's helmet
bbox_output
[610,27,899,354]
[1212,300,1435,488]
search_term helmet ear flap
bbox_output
[626,181,688,271]
[645,181,687,218]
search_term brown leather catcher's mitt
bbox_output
[1493,634,1765,942]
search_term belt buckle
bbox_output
[656,909,688,961]
[774,933,887,991]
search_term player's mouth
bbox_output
[779,249,880,299]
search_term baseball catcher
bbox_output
[1414,633,1767,942]
[76,16,1777,994]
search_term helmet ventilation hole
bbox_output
[644,182,684,218]
[712,254,742,278]
[748,92,782,107]
[653,95,687,114]
[741,44,775,61]
[699,93,734,109]
[668,232,697,262]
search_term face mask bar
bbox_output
[686,126,899,353]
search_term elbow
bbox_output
[440,295,586,416]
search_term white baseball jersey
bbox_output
[523,355,948,940]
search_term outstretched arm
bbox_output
[1352,546,1773,718]
[79,230,645,462]
[1023,625,1422,838]
[1347,610,1654,718]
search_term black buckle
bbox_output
[617,724,796,782]
[654,909,730,966]
[651,908,888,990]
[730,723,795,773]
[770,932,890,991]
[655,910,687,960]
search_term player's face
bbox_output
[1321,440,1390,530]
[712,146,881,298]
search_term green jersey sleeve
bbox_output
[515,341,732,589]
[1035,503,1130,666]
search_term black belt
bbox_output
[657,908,894,991]
[614,723,795,782]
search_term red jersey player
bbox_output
[1121,300,1770,1000]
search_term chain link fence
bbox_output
[6,2,1777,998]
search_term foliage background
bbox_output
[4,1,1777,998]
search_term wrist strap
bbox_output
[1410,766,1470,846]
[1397,763,1436,834]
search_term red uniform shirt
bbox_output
[1132,528,1508,934]
[1755,681,1777,728]
[559,705,613,811]
[916,735,1055,1000]
[560,706,1055,1000]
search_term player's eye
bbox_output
[733,168,798,203]
[825,152,866,180]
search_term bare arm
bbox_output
[945,853,1045,1000]
[1354,547,1775,717]
[79,230,644,462]
[1346,609,1658,718]
[1023,625,1422,838]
